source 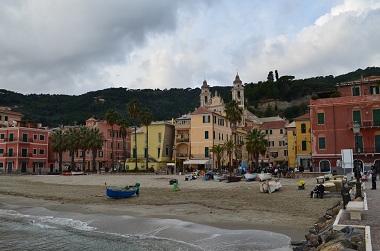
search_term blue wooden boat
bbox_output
[106,183,140,198]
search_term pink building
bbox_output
[54,117,131,172]
[0,120,50,173]
[310,76,380,172]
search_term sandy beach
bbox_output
[0,174,341,241]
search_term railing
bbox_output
[176,138,189,142]
[357,148,380,154]
[349,120,380,129]
[1,153,34,157]
[0,137,35,143]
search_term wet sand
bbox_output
[0,174,341,241]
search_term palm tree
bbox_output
[66,127,80,171]
[140,108,153,171]
[127,99,141,170]
[210,144,225,173]
[51,128,66,173]
[78,126,90,172]
[224,140,235,175]
[118,117,129,171]
[88,127,105,172]
[245,128,268,171]
[105,109,118,171]
[224,100,243,167]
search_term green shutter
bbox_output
[375,135,380,153]
[302,140,307,151]
[353,110,361,125]
[318,137,326,149]
[373,109,380,126]
[317,113,325,124]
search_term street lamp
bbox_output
[353,121,362,198]
[173,146,178,174]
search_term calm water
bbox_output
[0,203,292,251]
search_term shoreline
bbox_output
[0,174,342,241]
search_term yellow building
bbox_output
[286,122,297,169]
[128,121,174,171]
[183,106,232,170]
[293,113,312,170]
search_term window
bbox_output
[0,134,4,139]
[22,149,28,157]
[39,134,45,141]
[157,148,161,158]
[0,162,3,168]
[373,109,380,126]
[301,123,306,133]
[203,115,210,123]
[0,148,4,154]
[318,137,326,149]
[213,116,216,123]
[99,151,103,157]
[39,149,45,155]
[205,147,209,158]
[204,131,209,139]
[375,135,380,153]
[302,140,307,151]
[352,86,360,96]
[265,129,272,135]
[8,148,13,157]
[158,133,162,143]
[353,110,361,125]
[165,146,169,156]
[284,150,288,157]
[357,136,363,152]
[268,141,274,147]
[22,133,28,142]
[133,148,136,158]
[4,116,8,121]
[320,160,331,172]
[370,86,380,94]
[317,113,325,125]
[9,133,14,142]
[34,134,38,140]
[33,148,37,154]
[280,129,283,134]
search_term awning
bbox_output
[183,159,211,165]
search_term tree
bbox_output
[267,71,274,82]
[78,126,91,171]
[127,99,141,170]
[224,100,243,168]
[210,144,225,173]
[88,127,105,172]
[140,108,153,171]
[275,70,279,82]
[105,109,118,171]
[224,140,235,174]
[66,127,80,171]
[51,128,66,173]
[118,116,129,171]
[245,128,268,171]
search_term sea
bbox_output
[0,201,293,251]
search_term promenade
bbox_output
[337,179,380,250]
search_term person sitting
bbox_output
[310,183,325,198]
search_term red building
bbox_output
[310,76,380,173]
[0,120,50,173]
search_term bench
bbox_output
[346,201,364,220]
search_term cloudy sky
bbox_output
[1,0,379,95]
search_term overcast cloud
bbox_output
[0,0,379,95]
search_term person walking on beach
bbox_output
[371,165,377,190]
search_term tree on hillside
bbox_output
[267,71,274,82]
[105,109,119,171]
[140,107,153,171]
[127,99,141,170]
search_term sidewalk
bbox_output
[337,179,380,250]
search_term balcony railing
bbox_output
[0,137,35,143]
[176,138,189,143]
[1,153,34,157]
[349,120,380,129]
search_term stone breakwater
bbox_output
[292,202,365,251]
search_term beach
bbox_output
[0,174,341,242]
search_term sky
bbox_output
[1,0,380,95]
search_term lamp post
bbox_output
[173,146,178,174]
[353,121,362,198]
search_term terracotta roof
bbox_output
[293,113,310,121]
[191,106,213,115]
[260,120,287,129]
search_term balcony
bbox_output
[1,153,34,157]
[349,120,380,129]
[0,137,35,143]
[176,138,189,143]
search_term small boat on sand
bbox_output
[258,173,272,181]
[260,179,282,193]
[244,173,258,181]
[214,174,226,181]
[227,175,242,182]
[106,183,140,198]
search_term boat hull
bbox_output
[227,176,242,182]
[244,173,258,181]
[258,173,272,181]
[106,188,138,198]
